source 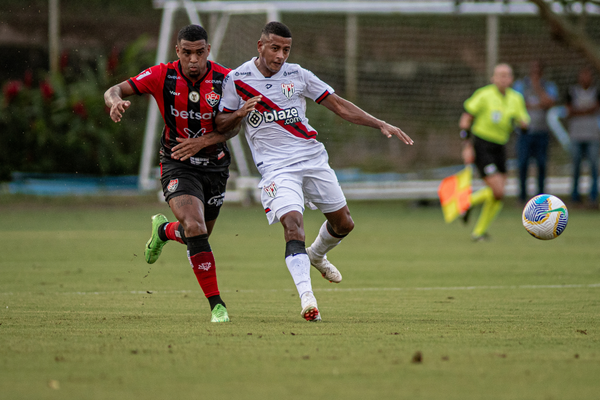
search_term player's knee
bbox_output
[280,211,305,241]
[329,217,354,236]
[181,218,207,237]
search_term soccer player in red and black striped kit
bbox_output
[104,25,248,322]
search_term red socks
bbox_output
[164,222,185,244]
[188,250,220,298]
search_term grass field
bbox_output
[1,195,599,400]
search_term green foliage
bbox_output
[0,36,155,181]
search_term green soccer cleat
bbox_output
[211,304,230,323]
[144,214,169,264]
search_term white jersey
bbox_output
[219,58,334,173]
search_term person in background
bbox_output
[566,66,600,209]
[459,63,530,241]
[513,61,558,203]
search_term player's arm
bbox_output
[104,81,135,123]
[215,95,262,133]
[459,112,475,165]
[319,94,413,145]
[171,122,242,162]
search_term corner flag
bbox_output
[438,166,472,223]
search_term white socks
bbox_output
[285,253,312,298]
[309,221,342,259]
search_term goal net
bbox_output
[144,0,600,199]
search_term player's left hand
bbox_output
[171,137,206,161]
[381,123,414,145]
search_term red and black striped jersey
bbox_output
[128,60,231,170]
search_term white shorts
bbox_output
[259,150,347,225]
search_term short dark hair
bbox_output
[262,21,292,39]
[177,25,208,43]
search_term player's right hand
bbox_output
[110,100,131,123]
[237,95,262,117]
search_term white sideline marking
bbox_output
[1,283,600,296]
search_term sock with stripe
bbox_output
[187,234,224,310]
[158,221,186,244]
[309,221,347,259]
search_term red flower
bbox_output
[3,80,22,104]
[72,101,88,119]
[39,80,54,101]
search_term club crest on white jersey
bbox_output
[281,82,295,99]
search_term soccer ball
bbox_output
[522,194,568,240]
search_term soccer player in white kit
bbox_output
[216,22,413,321]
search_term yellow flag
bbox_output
[438,166,472,223]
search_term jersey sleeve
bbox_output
[463,88,484,115]
[218,73,243,113]
[127,64,164,96]
[301,68,335,104]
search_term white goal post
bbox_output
[139,0,600,201]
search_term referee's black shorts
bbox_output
[160,160,229,222]
[473,135,507,178]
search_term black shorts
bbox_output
[473,135,507,178]
[160,161,229,222]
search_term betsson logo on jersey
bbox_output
[247,107,301,128]
[170,105,215,120]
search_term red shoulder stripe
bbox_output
[234,79,317,140]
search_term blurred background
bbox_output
[1,0,599,199]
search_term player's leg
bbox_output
[470,138,506,240]
[535,133,549,196]
[516,133,530,202]
[145,167,186,264]
[169,194,228,322]
[586,141,599,203]
[155,208,217,248]
[305,206,353,283]
[261,168,320,321]
[280,210,320,321]
[571,141,583,203]
[303,151,349,283]
[471,173,505,240]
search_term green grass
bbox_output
[1,196,599,400]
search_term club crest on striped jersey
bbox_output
[189,91,200,103]
[205,90,220,107]
[167,179,179,192]
[281,82,295,99]
[264,181,278,198]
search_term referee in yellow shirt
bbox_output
[459,63,530,241]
